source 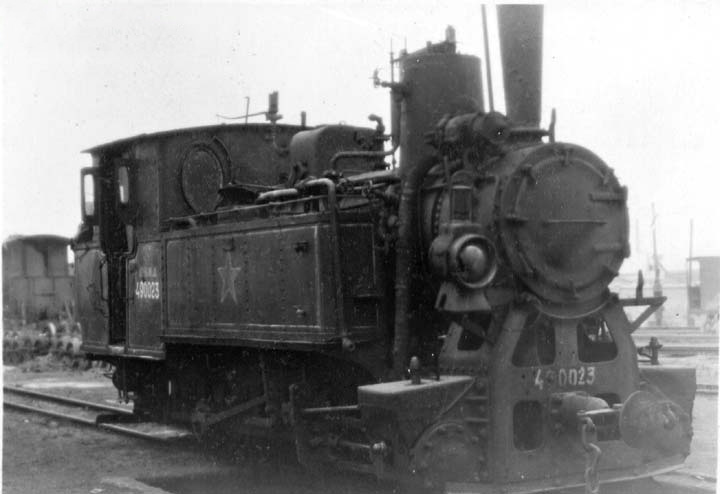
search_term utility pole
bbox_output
[651,203,664,326]
[687,219,694,327]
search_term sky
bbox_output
[1,0,719,272]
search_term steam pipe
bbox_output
[300,404,359,416]
[255,188,299,204]
[344,169,399,184]
[392,156,437,378]
[330,142,399,171]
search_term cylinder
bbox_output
[398,37,483,177]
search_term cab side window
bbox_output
[118,166,130,205]
[83,172,95,218]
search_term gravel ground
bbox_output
[2,365,215,494]
[2,408,224,494]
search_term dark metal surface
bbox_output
[639,365,697,417]
[497,143,629,316]
[397,33,482,177]
[163,214,382,345]
[497,5,544,127]
[126,242,163,352]
[620,390,692,456]
[488,302,645,483]
[73,246,108,348]
[290,124,382,176]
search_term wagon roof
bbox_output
[688,256,720,262]
[3,234,70,248]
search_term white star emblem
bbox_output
[217,252,242,304]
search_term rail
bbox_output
[4,385,133,415]
[3,385,190,442]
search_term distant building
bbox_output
[687,256,720,330]
[2,235,74,322]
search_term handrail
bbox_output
[302,179,350,348]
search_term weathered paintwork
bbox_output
[488,302,642,483]
[397,38,482,177]
[163,215,383,346]
[73,245,108,351]
[289,125,383,177]
[75,121,386,357]
[127,242,163,353]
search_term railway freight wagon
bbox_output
[3,235,74,322]
[73,13,696,494]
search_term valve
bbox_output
[409,356,422,385]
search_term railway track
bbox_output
[634,329,718,356]
[652,471,718,494]
[3,385,191,442]
[696,383,718,395]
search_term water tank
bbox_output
[398,32,483,176]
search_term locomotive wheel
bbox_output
[410,421,486,489]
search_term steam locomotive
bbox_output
[73,8,695,493]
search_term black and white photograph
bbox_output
[2,2,718,493]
